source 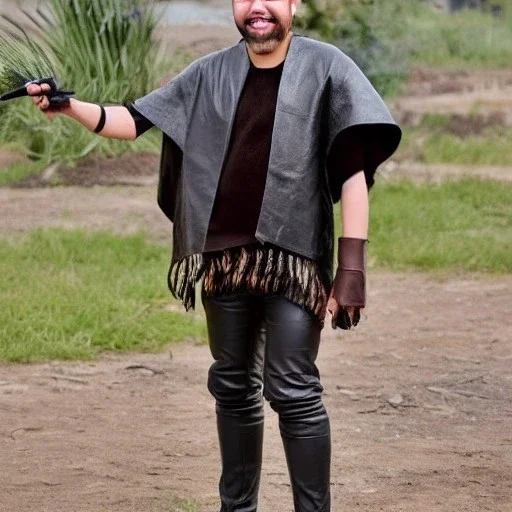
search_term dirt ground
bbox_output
[1,184,511,512]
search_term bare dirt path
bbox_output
[1,271,511,512]
[382,161,512,183]
[0,185,170,241]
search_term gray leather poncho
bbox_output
[133,34,401,310]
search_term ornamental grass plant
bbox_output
[0,0,166,165]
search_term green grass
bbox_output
[410,7,512,70]
[0,229,206,363]
[397,117,512,166]
[366,179,512,273]
[419,130,512,167]
[162,497,200,512]
[0,159,46,186]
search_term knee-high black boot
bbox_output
[281,431,331,512]
[267,382,332,512]
[217,414,264,512]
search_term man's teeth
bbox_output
[249,18,274,27]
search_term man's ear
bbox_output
[291,0,299,17]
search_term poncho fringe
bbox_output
[167,245,328,319]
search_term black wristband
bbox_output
[93,105,106,134]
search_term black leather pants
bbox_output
[202,289,331,512]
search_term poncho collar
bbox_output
[233,32,302,99]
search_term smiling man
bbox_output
[29,1,401,510]
[234,0,293,57]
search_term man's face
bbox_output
[232,0,298,55]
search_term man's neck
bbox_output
[246,32,293,69]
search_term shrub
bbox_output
[332,0,411,98]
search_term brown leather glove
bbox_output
[328,237,367,330]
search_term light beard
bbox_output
[237,19,290,55]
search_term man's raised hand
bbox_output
[27,82,64,118]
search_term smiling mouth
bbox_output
[246,17,277,29]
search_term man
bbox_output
[29,1,401,510]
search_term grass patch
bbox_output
[410,7,512,70]
[419,130,512,167]
[0,158,46,186]
[162,497,200,512]
[397,116,512,166]
[365,179,512,273]
[0,229,206,363]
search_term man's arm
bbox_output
[327,169,369,329]
[27,83,137,140]
[341,170,368,239]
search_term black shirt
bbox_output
[204,61,284,252]
[129,64,367,252]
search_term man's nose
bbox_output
[248,0,267,12]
